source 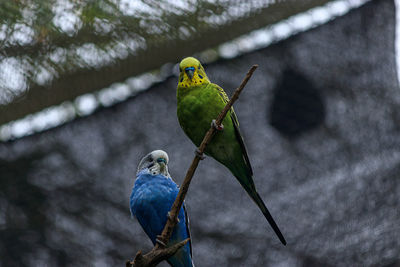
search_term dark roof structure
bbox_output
[0,0,399,266]
[0,0,333,126]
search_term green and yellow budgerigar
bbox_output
[176,57,286,245]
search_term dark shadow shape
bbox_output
[269,68,325,138]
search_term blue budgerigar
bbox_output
[130,150,193,267]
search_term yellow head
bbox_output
[178,57,210,88]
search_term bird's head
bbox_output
[178,57,209,88]
[137,150,170,177]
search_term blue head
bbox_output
[136,150,170,178]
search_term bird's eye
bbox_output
[148,157,153,162]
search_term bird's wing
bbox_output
[183,203,193,258]
[212,83,240,125]
[212,83,254,178]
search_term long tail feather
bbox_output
[224,156,287,245]
[251,191,287,245]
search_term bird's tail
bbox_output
[167,248,194,267]
[230,163,287,246]
[250,190,287,246]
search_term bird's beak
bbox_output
[185,67,195,80]
[157,158,167,172]
[158,161,166,173]
[160,164,165,173]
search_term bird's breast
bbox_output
[133,177,175,203]
[177,88,220,145]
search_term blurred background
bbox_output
[1,0,400,266]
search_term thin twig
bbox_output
[127,64,258,267]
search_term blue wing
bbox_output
[167,203,192,267]
[130,173,193,267]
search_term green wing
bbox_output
[212,84,254,180]
[205,84,286,245]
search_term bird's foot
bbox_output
[211,119,224,131]
[168,212,180,223]
[156,236,167,247]
[194,149,205,160]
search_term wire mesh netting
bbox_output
[0,0,399,266]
